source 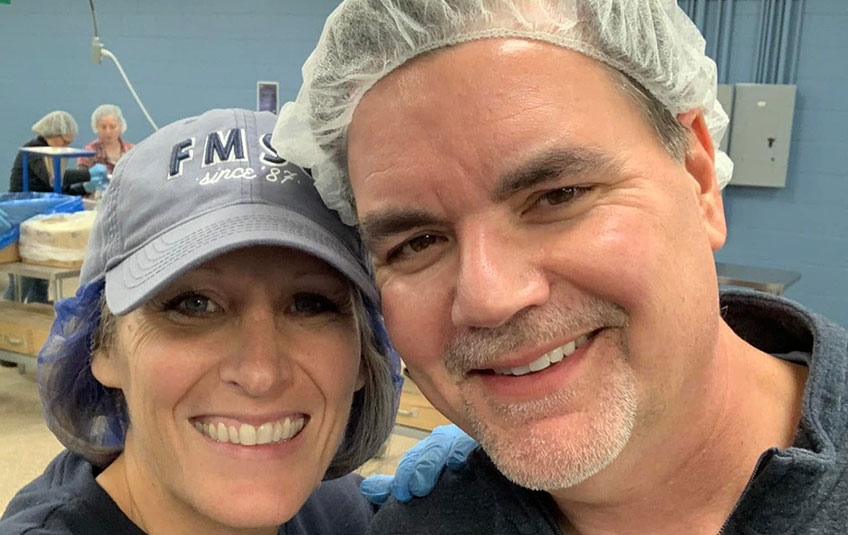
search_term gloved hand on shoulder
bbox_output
[359,425,478,505]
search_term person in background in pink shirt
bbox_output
[77,104,134,174]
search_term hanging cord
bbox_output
[88,0,98,37]
[88,0,159,131]
[100,49,159,131]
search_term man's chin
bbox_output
[462,371,638,491]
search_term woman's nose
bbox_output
[218,311,293,397]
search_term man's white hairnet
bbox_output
[32,110,78,139]
[272,0,733,226]
[91,104,127,134]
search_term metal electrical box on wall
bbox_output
[727,84,797,188]
[715,84,735,154]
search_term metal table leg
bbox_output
[13,274,22,302]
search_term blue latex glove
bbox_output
[360,425,478,504]
[88,163,108,181]
[83,164,110,192]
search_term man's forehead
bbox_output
[373,37,610,89]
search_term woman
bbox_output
[4,111,103,307]
[9,110,86,194]
[1,109,411,534]
[77,104,134,173]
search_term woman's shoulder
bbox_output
[282,473,375,535]
[82,140,100,151]
[0,451,143,535]
[120,139,134,151]
[21,137,47,148]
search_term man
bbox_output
[272,1,848,533]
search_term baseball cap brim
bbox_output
[105,202,378,315]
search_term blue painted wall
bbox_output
[685,0,848,327]
[2,0,846,326]
[0,0,340,185]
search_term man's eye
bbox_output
[387,234,447,262]
[536,187,583,207]
[290,293,339,316]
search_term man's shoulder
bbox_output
[366,449,560,535]
[720,289,847,361]
[0,450,140,535]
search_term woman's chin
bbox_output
[201,493,306,530]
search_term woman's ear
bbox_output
[91,345,122,389]
[355,360,367,392]
[677,108,727,251]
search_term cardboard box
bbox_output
[0,301,55,357]
[0,242,20,264]
[395,378,452,432]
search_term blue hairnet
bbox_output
[38,280,127,468]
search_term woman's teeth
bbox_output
[493,333,591,377]
[194,416,305,446]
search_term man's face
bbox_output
[347,39,726,490]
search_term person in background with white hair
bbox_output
[77,104,134,174]
[270,1,848,534]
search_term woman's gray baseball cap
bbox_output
[80,108,377,315]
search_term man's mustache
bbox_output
[443,298,627,377]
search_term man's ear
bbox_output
[91,346,122,389]
[677,109,727,251]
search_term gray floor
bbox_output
[0,366,64,513]
[0,365,419,515]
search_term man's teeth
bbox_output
[194,416,305,446]
[493,334,590,376]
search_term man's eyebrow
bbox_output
[493,148,622,202]
[359,209,445,250]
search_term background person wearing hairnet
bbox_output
[0,108,474,535]
[5,110,107,308]
[8,110,105,196]
[76,104,134,174]
[270,1,848,533]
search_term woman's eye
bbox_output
[290,293,339,316]
[387,234,447,263]
[166,293,219,316]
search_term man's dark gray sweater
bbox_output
[367,290,848,534]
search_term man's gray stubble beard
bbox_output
[442,297,638,491]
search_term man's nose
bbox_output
[451,224,549,329]
[219,310,292,397]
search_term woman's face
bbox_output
[92,245,364,533]
[45,134,74,147]
[96,115,121,144]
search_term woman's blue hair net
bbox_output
[38,279,127,468]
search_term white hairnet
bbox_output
[272,0,733,226]
[31,110,78,139]
[91,104,127,134]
